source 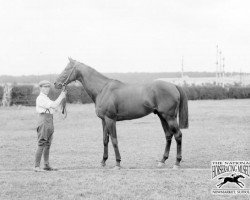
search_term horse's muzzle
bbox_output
[54,82,63,89]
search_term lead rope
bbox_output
[60,64,77,119]
[59,65,76,119]
[61,88,67,119]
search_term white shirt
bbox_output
[36,92,66,114]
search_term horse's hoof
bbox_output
[157,161,165,168]
[113,165,121,170]
[100,162,106,167]
[173,165,181,170]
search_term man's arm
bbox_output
[50,92,66,108]
[37,92,66,110]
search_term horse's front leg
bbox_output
[236,181,244,188]
[105,116,121,169]
[238,181,244,187]
[101,119,109,167]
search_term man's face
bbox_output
[40,85,50,95]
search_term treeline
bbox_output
[0,85,250,106]
[0,72,245,85]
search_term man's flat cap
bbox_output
[38,80,51,87]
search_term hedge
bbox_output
[0,85,250,106]
[183,86,229,100]
[7,85,93,106]
[228,87,250,99]
[0,86,3,101]
[11,85,36,106]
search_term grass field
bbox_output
[0,99,249,199]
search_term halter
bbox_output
[62,65,76,86]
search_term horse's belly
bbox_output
[116,100,152,121]
[117,111,151,121]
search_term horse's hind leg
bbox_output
[101,119,109,167]
[174,128,182,168]
[158,118,173,166]
[217,180,227,188]
[217,183,224,188]
[167,118,182,169]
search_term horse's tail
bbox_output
[176,85,189,129]
[218,177,224,180]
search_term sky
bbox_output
[0,0,250,75]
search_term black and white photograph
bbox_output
[0,0,249,199]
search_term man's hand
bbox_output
[62,86,67,91]
[61,86,67,98]
[63,86,67,93]
[62,90,67,96]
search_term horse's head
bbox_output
[237,175,245,179]
[54,57,78,89]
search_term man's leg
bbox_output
[35,125,46,171]
[43,144,50,166]
[43,124,55,171]
[35,145,44,167]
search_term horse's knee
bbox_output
[112,142,118,149]
[103,136,109,146]
[165,134,173,141]
[111,137,118,148]
[167,119,179,134]
[174,131,182,143]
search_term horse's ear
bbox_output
[68,57,73,62]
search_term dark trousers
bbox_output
[35,113,54,167]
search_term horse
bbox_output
[217,174,245,188]
[54,57,189,169]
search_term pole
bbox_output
[222,57,225,87]
[181,56,184,79]
[216,45,219,85]
[219,50,222,85]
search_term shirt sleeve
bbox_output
[51,92,66,108]
[37,92,66,109]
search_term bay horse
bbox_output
[54,58,189,169]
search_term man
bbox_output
[35,80,66,172]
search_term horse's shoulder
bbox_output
[96,80,121,104]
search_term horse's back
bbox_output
[112,80,180,111]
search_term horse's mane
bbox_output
[79,62,110,81]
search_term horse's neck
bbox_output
[77,64,110,102]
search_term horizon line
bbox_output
[0,71,249,77]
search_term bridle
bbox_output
[60,63,77,118]
[62,64,77,86]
